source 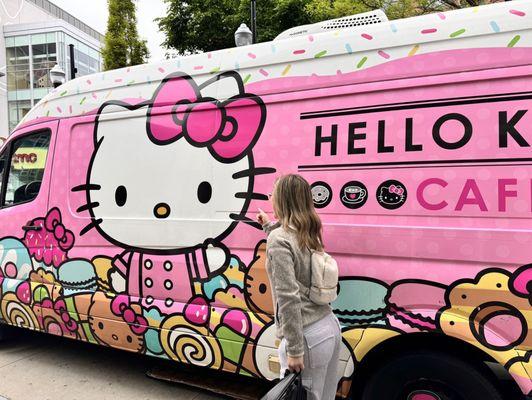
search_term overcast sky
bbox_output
[50,0,168,62]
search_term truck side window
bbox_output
[4,131,51,206]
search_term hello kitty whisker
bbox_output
[235,192,269,201]
[80,218,103,236]
[229,213,262,230]
[71,184,102,192]
[232,167,276,180]
[76,202,100,213]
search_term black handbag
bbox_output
[260,371,307,400]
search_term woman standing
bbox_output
[256,174,342,400]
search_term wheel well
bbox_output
[349,332,523,399]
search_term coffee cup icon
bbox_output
[342,185,366,204]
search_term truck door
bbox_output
[0,120,58,331]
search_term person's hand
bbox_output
[287,356,304,373]
[256,208,270,226]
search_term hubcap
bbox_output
[408,391,442,400]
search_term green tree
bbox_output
[103,0,149,70]
[157,0,503,55]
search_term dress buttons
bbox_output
[164,261,173,271]
[165,298,174,307]
[144,259,153,269]
[145,278,153,288]
[164,280,173,290]
[146,296,154,305]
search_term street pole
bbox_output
[251,0,257,44]
[69,44,77,80]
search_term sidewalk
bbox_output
[0,328,224,400]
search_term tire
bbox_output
[0,323,16,341]
[360,351,504,400]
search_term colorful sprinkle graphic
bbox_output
[243,74,252,84]
[421,28,437,34]
[450,28,466,38]
[115,79,123,83]
[60,91,67,97]
[361,33,373,40]
[357,56,368,69]
[345,43,353,54]
[158,67,166,73]
[509,9,525,17]
[281,64,292,76]
[377,50,390,60]
[56,107,62,113]
[408,45,420,57]
[308,35,314,42]
[193,66,204,70]
[248,53,257,59]
[293,49,306,55]
[86,79,92,85]
[270,44,277,53]
[80,97,87,105]
[259,68,269,77]
[508,35,521,48]
[437,12,446,20]
[391,24,398,33]
[314,50,327,58]
[209,67,221,74]
[490,21,500,33]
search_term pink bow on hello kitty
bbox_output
[389,185,404,195]
[147,72,266,163]
[45,208,75,252]
[111,295,148,335]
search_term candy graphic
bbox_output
[1,293,39,330]
[223,257,245,289]
[15,281,31,305]
[202,274,229,300]
[222,309,251,337]
[0,238,33,293]
[386,281,446,332]
[333,278,389,327]
[183,296,210,326]
[57,259,97,296]
[23,208,74,268]
[160,315,223,369]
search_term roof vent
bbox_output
[274,9,388,41]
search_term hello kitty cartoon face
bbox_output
[80,72,268,252]
[379,186,404,205]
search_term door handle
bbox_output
[22,224,42,232]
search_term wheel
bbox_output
[360,351,504,400]
[0,323,16,341]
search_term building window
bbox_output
[6,36,31,92]
[32,33,57,89]
[8,101,32,133]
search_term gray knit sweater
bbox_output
[263,221,332,357]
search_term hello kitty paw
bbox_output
[109,268,126,294]
[205,242,230,275]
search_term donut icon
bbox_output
[311,181,332,209]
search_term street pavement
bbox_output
[0,328,225,400]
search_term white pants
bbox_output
[279,313,342,400]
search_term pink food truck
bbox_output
[0,1,530,399]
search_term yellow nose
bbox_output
[154,203,170,219]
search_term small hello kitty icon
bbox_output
[377,180,407,210]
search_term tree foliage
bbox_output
[102,0,149,70]
[157,0,503,55]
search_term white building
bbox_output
[0,0,104,135]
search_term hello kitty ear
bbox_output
[199,71,245,100]
[94,101,140,144]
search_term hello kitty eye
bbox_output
[197,181,212,204]
[115,185,127,207]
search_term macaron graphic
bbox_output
[57,259,97,296]
[386,281,446,332]
[332,278,389,327]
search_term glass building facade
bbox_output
[5,32,102,132]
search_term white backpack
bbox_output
[305,250,339,305]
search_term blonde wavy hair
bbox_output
[272,174,324,252]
